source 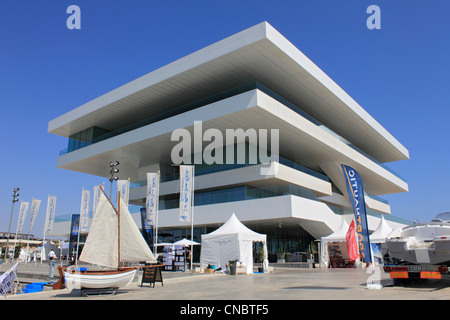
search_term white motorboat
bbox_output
[54,187,157,291]
[386,212,450,265]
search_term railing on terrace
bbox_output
[366,193,389,205]
[130,157,329,189]
[58,81,406,183]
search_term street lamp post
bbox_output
[109,161,119,199]
[4,188,19,262]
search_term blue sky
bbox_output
[0,1,449,238]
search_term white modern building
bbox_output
[48,22,410,261]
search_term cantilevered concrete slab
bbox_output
[56,89,408,196]
[49,22,408,164]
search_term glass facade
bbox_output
[130,146,330,189]
[250,224,315,262]
[159,186,246,210]
[66,126,110,153]
[58,80,407,185]
[158,183,321,210]
[155,223,315,262]
[156,183,321,261]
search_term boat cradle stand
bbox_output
[80,287,119,297]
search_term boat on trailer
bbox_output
[64,267,137,290]
[386,212,450,265]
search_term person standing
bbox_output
[48,249,57,278]
[187,249,192,271]
[69,253,75,266]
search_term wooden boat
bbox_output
[64,267,137,290]
[55,187,157,291]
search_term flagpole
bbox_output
[118,191,121,270]
[12,201,23,262]
[26,233,30,263]
[42,209,46,264]
[14,201,30,262]
[26,198,33,264]
[155,171,160,255]
[75,188,83,265]
[177,164,194,271]
[190,166,194,272]
[41,195,49,264]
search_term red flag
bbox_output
[346,220,359,261]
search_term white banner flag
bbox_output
[146,172,160,226]
[28,198,41,233]
[117,179,130,207]
[92,184,103,216]
[0,262,20,296]
[17,201,29,234]
[79,188,90,232]
[179,165,194,223]
[44,195,57,235]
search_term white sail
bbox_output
[79,192,119,268]
[79,190,156,269]
[118,196,157,263]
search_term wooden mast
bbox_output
[117,191,121,270]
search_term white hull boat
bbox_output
[387,213,450,265]
[64,268,137,290]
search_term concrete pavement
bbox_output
[5,267,450,300]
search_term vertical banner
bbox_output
[92,184,104,216]
[117,179,130,207]
[79,188,90,232]
[28,198,41,233]
[179,165,194,223]
[146,172,160,226]
[140,207,154,246]
[345,220,359,261]
[44,195,57,235]
[68,214,80,254]
[341,165,372,263]
[17,201,29,234]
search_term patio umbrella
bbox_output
[173,238,200,247]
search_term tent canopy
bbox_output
[369,215,393,243]
[202,213,266,242]
[322,220,349,241]
[173,238,200,247]
[320,220,350,268]
[200,213,268,274]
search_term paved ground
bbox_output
[6,267,450,301]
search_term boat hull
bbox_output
[387,222,450,265]
[387,239,450,264]
[64,268,137,289]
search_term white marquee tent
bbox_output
[200,213,269,274]
[320,216,393,268]
[319,220,351,268]
[369,215,393,243]
[370,215,393,264]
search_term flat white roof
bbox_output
[48,21,408,163]
[56,89,408,195]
